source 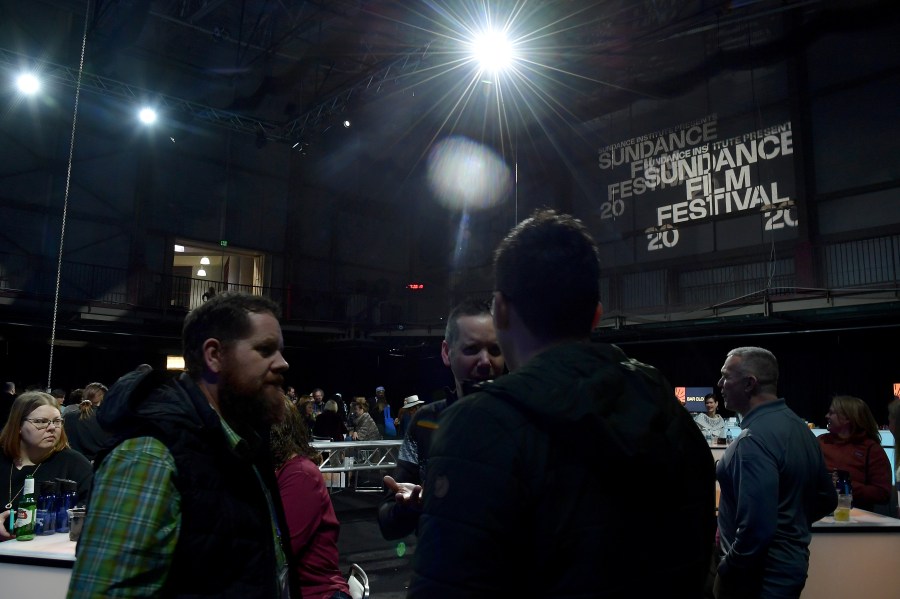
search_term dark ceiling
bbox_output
[5,0,878,155]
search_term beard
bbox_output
[217,364,285,442]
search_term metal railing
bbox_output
[311,440,403,473]
[1,233,898,335]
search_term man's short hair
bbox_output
[182,292,281,378]
[493,209,600,340]
[726,346,779,391]
[444,297,492,347]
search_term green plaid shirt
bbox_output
[67,417,287,598]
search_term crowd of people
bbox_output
[0,208,897,599]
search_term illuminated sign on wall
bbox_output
[675,386,714,413]
[587,113,799,266]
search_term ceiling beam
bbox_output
[0,46,286,142]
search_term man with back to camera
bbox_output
[377,297,504,540]
[715,346,837,599]
[68,292,295,598]
[409,209,716,597]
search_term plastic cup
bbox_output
[834,494,852,522]
[67,508,86,541]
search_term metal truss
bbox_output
[312,440,403,472]
[1,42,434,145]
[278,42,433,144]
[0,47,284,141]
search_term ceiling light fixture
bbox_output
[200,256,210,265]
[139,107,158,124]
[16,73,40,95]
[471,29,516,75]
[197,268,207,277]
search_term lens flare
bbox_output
[426,136,511,210]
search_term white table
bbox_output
[709,443,900,598]
[805,508,900,598]
[0,533,75,595]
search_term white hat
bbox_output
[402,395,424,410]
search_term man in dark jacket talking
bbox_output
[409,209,716,598]
[69,292,294,598]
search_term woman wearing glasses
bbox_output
[0,391,93,540]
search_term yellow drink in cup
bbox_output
[834,507,851,522]
[834,493,852,522]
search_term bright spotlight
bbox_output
[138,107,158,124]
[471,30,515,74]
[16,73,41,95]
[343,119,351,128]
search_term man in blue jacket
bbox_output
[715,346,836,598]
[410,209,716,597]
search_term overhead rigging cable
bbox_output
[48,0,91,391]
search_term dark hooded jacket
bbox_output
[410,342,716,598]
[92,368,294,598]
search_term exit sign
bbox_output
[220,240,228,247]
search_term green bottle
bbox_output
[14,475,37,541]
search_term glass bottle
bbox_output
[14,475,37,541]
[36,479,59,535]
[55,479,77,533]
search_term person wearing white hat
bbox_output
[394,395,424,439]
[402,395,424,410]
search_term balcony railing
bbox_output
[1,233,898,337]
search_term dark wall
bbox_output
[0,333,453,416]
[5,323,898,427]
[615,325,900,426]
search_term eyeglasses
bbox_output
[24,418,64,430]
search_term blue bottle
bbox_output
[36,480,58,535]
[55,479,77,533]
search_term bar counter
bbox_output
[0,533,75,595]
[804,507,900,598]
[1,506,898,597]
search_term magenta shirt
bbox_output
[276,455,349,598]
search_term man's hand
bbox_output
[384,475,423,510]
